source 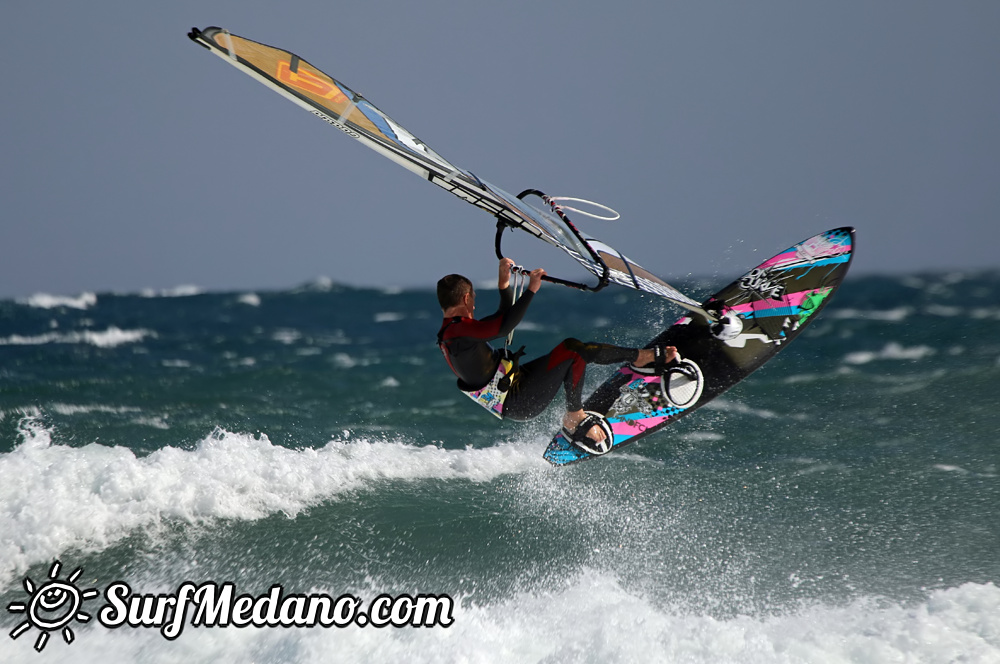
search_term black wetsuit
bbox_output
[437,286,640,421]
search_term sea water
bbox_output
[1,272,998,662]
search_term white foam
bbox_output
[704,398,780,419]
[132,415,171,430]
[237,293,261,306]
[829,307,913,322]
[932,464,996,478]
[934,464,969,474]
[971,307,1000,320]
[680,431,725,442]
[0,326,154,347]
[843,342,936,365]
[140,285,203,298]
[332,352,359,368]
[925,304,962,317]
[783,373,821,384]
[290,276,351,293]
[3,573,998,663]
[788,457,849,476]
[0,418,545,586]
[20,292,98,310]
[49,404,142,416]
[512,320,546,332]
[374,312,405,323]
[272,328,302,344]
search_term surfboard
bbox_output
[543,227,855,466]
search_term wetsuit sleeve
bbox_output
[470,288,534,341]
[443,288,535,343]
[498,284,516,311]
[479,285,515,320]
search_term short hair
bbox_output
[437,274,473,310]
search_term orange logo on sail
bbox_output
[276,61,348,103]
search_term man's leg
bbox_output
[504,339,643,441]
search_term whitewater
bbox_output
[2,272,998,662]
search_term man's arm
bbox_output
[475,289,533,339]
[482,265,545,338]
[485,257,526,319]
[453,262,545,342]
[498,257,515,291]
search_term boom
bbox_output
[188,26,709,318]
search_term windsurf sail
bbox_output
[188,26,708,318]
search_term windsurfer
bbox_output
[437,258,676,447]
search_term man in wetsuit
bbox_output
[437,257,675,450]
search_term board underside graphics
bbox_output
[188,27,705,316]
[543,227,855,466]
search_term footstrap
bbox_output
[650,346,680,376]
[561,412,614,456]
[628,345,680,376]
[562,413,605,444]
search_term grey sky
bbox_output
[2,1,998,299]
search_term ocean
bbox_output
[1,271,998,663]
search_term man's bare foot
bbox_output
[634,346,677,368]
[563,410,606,443]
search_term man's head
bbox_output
[437,274,474,312]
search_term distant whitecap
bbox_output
[21,292,97,310]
